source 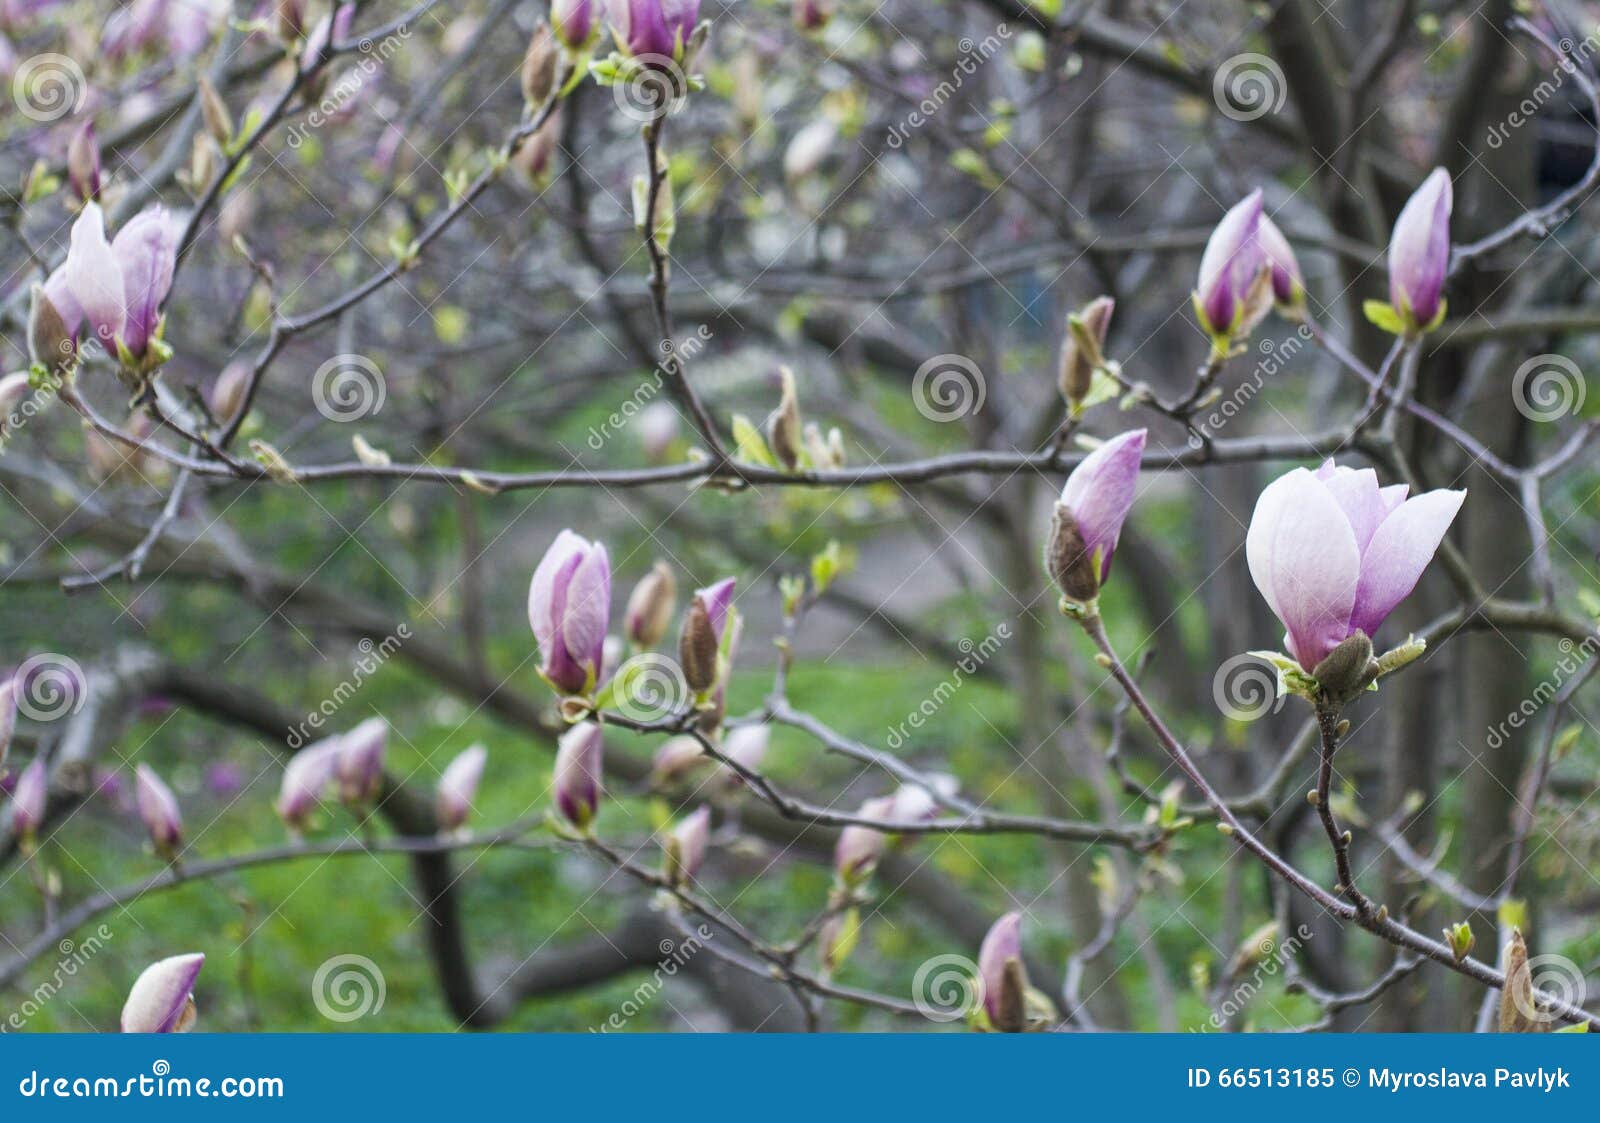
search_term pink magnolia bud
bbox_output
[553,722,603,829]
[624,561,676,649]
[1387,168,1452,332]
[650,734,705,788]
[793,0,833,32]
[1247,461,1464,672]
[134,763,182,855]
[678,576,735,694]
[552,0,597,50]
[663,804,711,885]
[634,400,679,461]
[66,119,101,203]
[720,722,768,779]
[121,953,204,1033]
[977,910,1028,1032]
[529,530,612,695]
[1044,429,1145,603]
[336,716,387,806]
[833,795,893,884]
[1194,188,1265,339]
[436,744,487,832]
[1256,215,1303,313]
[604,0,700,60]
[10,756,46,842]
[275,735,340,829]
[887,775,957,821]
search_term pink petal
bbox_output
[62,202,125,349]
[1246,468,1360,669]
[1318,465,1387,552]
[528,529,586,649]
[1350,489,1466,639]
[561,542,611,675]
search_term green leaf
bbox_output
[730,413,777,466]
[1363,299,1407,335]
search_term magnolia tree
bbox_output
[1,0,1598,1034]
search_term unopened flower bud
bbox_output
[1445,920,1474,962]
[1044,429,1145,605]
[210,361,251,425]
[436,744,487,832]
[977,911,1028,1032]
[1386,168,1452,335]
[1057,295,1112,409]
[197,75,233,147]
[650,734,705,787]
[553,722,603,829]
[765,366,802,470]
[678,597,719,694]
[551,0,597,51]
[1044,505,1099,604]
[833,795,892,885]
[520,22,558,110]
[122,953,204,1033]
[28,283,75,377]
[624,561,676,649]
[120,959,203,1036]
[793,0,833,32]
[510,109,562,188]
[9,756,46,843]
[1310,629,1377,704]
[275,735,340,830]
[335,716,387,807]
[135,764,183,857]
[663,804,711,886]
[66,120,101,203]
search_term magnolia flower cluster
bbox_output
[1043,431,1463,696]
[1194,168,1453,348]
[529,529,742,831]
[274,717,388,829]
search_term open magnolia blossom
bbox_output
[43,202,179,370]
[1246,461,1465,686]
